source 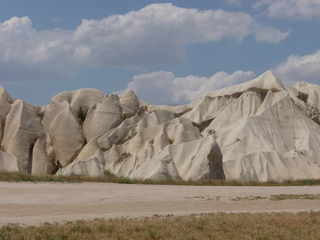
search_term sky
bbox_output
[0,0,319,106]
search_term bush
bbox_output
[77,105,86,123]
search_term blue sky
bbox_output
[0,0,319,106]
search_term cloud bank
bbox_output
[118,70,256,105]
[0,17,74,83]
[121,47,320,104]
[0,3,289,83]
[273,50,320,85]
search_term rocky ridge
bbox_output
[1,71,320,181]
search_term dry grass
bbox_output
[270,194,320,201]
[1,170,320,186]
[1,212,320,240]
[1,171,320,239]
[230,195,268,201]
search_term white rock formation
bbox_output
[83,95,123,140]
[0,151,18,172]
[2,70,320,182]
[48,101,85,167]
[51,88,106,115]
[2,100,50,173]
[120,89,140,114]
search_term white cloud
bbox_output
[254,25,291,43]
[71,3,289,68]
[273,50,320,85]
[0,16,74,83]
[0,4,289,83]
[254,0,320,20]
[118,70,256,105]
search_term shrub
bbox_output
[77,105,86,123]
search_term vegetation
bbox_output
[77,105,86,123]
[1,211,320,239]
[270,194,320,201]
[1,171,320,239]
[1,170,320,186]
[122,112,136,120]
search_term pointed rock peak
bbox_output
[201,70,286,100]
[120,89,140,114]
[122,89,137,98]
[252,70,285,90]
[0,86,13,103]
[293,81,311,88]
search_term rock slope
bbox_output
[1,71,320,181]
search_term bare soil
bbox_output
[1,182,320,226]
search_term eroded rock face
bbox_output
[2,70,320,182]
[48,101,85,167]
[2,100,49,173]
[51,88,106,115]
[120,90,140,114]
[83,95,123,141]
[0,151,18,172]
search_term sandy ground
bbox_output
[1,182,320,226]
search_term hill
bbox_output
[1,71,320,181]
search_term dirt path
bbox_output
[1,182,320,226]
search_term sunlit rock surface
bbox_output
[1,71,320,181]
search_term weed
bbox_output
[118,176,137,184]
[230,195,267,201]
[122,113,135,120]
[1,170,320,187]
[77,105,86,123]
[270,194,320,201]
[147,227,160,240]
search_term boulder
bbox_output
[2,100,48,173]
[52,88,105,110]
[48,101,85,167]
[82,95,123,140]
[57,155,105,177]
[0,151,18,172]
[120,89,140,114]
[75,138,100,161]
[128,136,224,180]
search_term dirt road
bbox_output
[1,182,320,226]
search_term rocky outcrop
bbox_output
[83,95,123,141]
[2,100,49,173]
[0,151,18,172]
[120,89,140,114]
[1,70,320,182]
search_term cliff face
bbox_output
[1,71,320,181]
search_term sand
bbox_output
[1,182,320,226]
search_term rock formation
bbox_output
[1,70,320,181]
